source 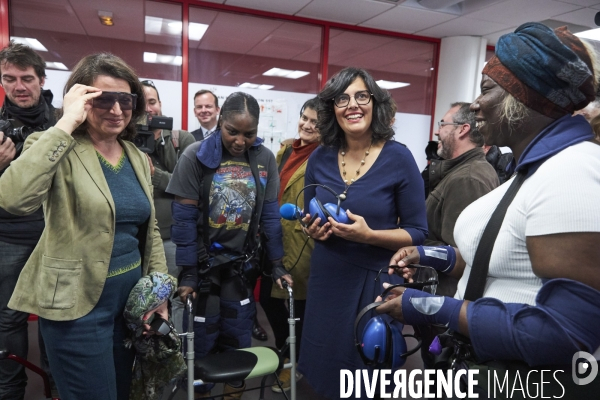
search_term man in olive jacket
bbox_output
[426,102,499,296]
[421,102,499,373]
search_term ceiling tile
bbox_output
[360,5,455,34]
[417,16,512,37]
[466,0,581,25]
[198,12,283,54]
[483,27,517,46]
[555,0,600,6]
[224,0,312,15]
[551,7,599,29]
[296,0,395,25]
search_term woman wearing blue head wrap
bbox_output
[379,22,600,398]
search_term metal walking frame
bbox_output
[170,280,297,400]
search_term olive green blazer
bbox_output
[271,144,314,300]
[0,127,167,321]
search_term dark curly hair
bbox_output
[62,53,145,141]
[0,40,47,79]
[317,67,395,149]
[217,91,260,126]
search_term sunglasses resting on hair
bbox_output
[93,91,137,111]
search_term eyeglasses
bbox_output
[141,80,156,88]
[93,92,137,111]
[333,90,372,108]
[437,121,463,129]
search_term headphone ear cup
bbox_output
[308,197,323,226]
[360,316,390,365]
[389,320,408,369]
[322,202,349,224]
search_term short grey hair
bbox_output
[450,101,483,146]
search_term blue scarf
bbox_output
[512,114,593,177]
[196,129,264,168]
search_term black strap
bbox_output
[201,165,215,249]
[277,145,293,174]
[244,148,262,255]
[463,171,527,301]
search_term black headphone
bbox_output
[354,266,439,369]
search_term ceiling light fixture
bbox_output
[46,62,68,70]
[10,37,47,51]
[98,11,114,26]
[239,83,274,90]
[143,52,182,66]
[376,80,410,89]
[145,16,209,41]
[263,68,309,79]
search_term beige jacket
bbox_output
[0,127,167,321]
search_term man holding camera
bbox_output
[141,80,195,332]
[0,41,56,400]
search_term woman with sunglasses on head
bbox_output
[0,53,168,400]
[298,67,428,399]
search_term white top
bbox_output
[454,142,600,305]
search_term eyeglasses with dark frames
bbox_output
[92,91,137,111]
[333,90,373,108]
[437,121,463,129]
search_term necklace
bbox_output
[340,141,373,187]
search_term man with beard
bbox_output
[0,41,56,400]
[418,102,498,377]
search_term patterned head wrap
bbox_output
[483,22,596,119]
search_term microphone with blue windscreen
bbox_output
[280,203,303,221]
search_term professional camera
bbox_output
[135,113,173,153]
[0,119,34,144]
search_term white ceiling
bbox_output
[207,0,600,45]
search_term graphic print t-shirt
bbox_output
[208,154,266,251]
[166,147,269,254]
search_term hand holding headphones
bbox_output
[301,214,333,241]
[327,209,373,244]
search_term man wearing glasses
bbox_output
[419,102,498,372]
[191,89,220,141]
[0,41,57,400]
[141,80,195,332]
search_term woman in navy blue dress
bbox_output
[298,67,428,399]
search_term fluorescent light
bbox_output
[143,52,182,66]
[576,28,600,42]
[263,68,309,79]
[145,16,209,41]
[144,52,157,63]
[189,23,209,41]
[145,16,163,35]
[376,80,410,89]
[10,37,47,52]
[167,21,182,36]
[239,83,274,90]
[46,62,67,70]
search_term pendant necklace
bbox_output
[340,141,373,199]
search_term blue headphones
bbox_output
[354,267,439,369]
[280,184,349,227]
